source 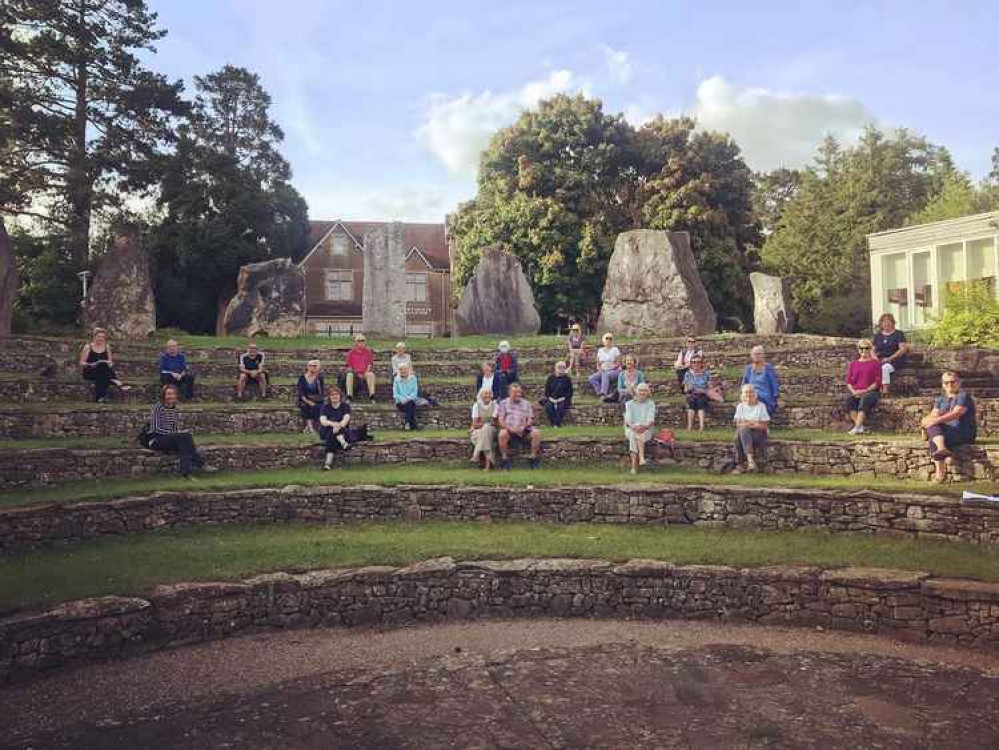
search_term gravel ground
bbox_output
[4,619,999,749]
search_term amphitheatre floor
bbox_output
[3,619,999,749]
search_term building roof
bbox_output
[867,211,999,254]
[305,220,451,271]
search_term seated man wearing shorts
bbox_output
[496,383,542,470]
[236,341,268,399]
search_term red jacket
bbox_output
[346,346,374,374]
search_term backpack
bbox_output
[137,422,153,449]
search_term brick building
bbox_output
[300,220,453,336]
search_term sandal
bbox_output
[932,449,952,461]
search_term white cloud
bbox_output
[600,44,633,86]
[417,69,583,175]
[692,75,875,171]
[365,187,450,222]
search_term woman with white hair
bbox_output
[297,359,325,435]
[391,342,413,377]
[623,382,656,474]
[393,361,421,430]
[740,345,780,415]
[729,383,770,473]
[469,387,498,470]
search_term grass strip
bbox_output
[3,521,998,613]
[2,460,994,509]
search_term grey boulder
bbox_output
[83,233,156,339]
[750,272,794,334]
[221,258,306,337]
[454,247,540,335]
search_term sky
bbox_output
[145,0,998,223]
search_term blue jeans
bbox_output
[589,368,621,396]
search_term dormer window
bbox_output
[331,232,349,256]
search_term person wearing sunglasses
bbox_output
[920,372,976,483]
[844,339,881,435]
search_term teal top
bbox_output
[624,398,656,429]
[393,374,419,403]
[617,369,646,393]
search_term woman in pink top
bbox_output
[844,338,881,435]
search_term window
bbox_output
[324,270,353,301]
[406,273,427,302]
[331,232,350,256]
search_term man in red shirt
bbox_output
[345,333,377,401]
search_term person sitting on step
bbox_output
[345,333,376,402]
[542,360,574,427]
[589,333,621,401]
[391,342,413,378]
[79,327,131,403]
[470,387,499,470]
[673,336,703,387]
[236,341,268,400]
[740,345,780,416]
[682,355,712,431]
[730,383,770,474]
[147,384,212,477]
[494,340,519,399]
[624,382,656,475]
[297,359,325,435]
[845,339,881,435]
[159,339,196,399]
[920,372,977,483]
[393,361,421,430]
[475,360,503,401]
[497,383,542,469]
[616,354,646,406]
[874,313,910,397]
[565,323,587,376]
[319,385,352,470]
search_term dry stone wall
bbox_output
[3,482,999,554]
[4,557,999,684]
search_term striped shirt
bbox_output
[150,404,182,435]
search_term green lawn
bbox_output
[3,458,994,509]
[3,521,998,613]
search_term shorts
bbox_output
[505,426,535,447]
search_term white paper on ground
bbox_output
[962,491,999,502]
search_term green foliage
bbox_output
[752,168,802,237]
[150,65,309,333]
[0,0,187,266]
[9,229,80,328]
[762,128,954,335]
[928,280,999,348]
[906,169,996,225]
[449,96,760,328]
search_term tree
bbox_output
[906,169,993,225]
[150,65,309,333]
[752,168,802,236]
[762,127,953,334]
[449,96,760,328]
[0,0,187,267]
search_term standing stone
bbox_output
[453,247,540,335]
[221,258,305,337]
[598,230,716,337]
[751,272,794,334]
[0,219,17,336]
[362,222,407,338]
[83,233,156,339]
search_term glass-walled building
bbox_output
[867,211,999,329]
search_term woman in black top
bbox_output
[873,313,909,396]
[319,386,352,469]
[79,328,130,402]
[147,384,207,477]
[297,360,325,435]
[542,360,574,427]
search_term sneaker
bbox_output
[201,465,219,474]
[746,458,758,472]
[855,425,867,435]
[847,425,859,435]
[500,458,512,470]
[323,463,332,471]
[404,423,411,431]
[718,460,736,475]
[529,458,541,470]
[630,467,637,475]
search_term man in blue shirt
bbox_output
[920,371,976,483]
[159,339,196,399]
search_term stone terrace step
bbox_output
[2,398,997,440]
[2,435,996,489]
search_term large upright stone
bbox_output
[362,222,407,337]
[751,272,794,334]
[598,230,716,337]
[0,219,17,336]
[454,247,540,335]
[221,258,305,337]
[83,233,155,339]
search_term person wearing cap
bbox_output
[391,342,413,378]
[494,341,519,399]
[297,359,325,435]
[624,382,656,474]
[673,337,703,386]
[345,333,376,401]
[566,323,587,376]
[236,341,268,400]
[542,360,574,427]
[588,333,621,400]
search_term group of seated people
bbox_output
[81,318,980,484]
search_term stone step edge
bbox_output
[2,557,996,685]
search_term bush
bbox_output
[928,281,999,348]
[11,230,81,329]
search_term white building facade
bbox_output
[867,211,999,330]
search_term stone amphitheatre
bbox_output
[3,322,999,748]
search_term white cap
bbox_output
[498,341,511,353]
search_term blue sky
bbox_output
[146,0,998,222]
